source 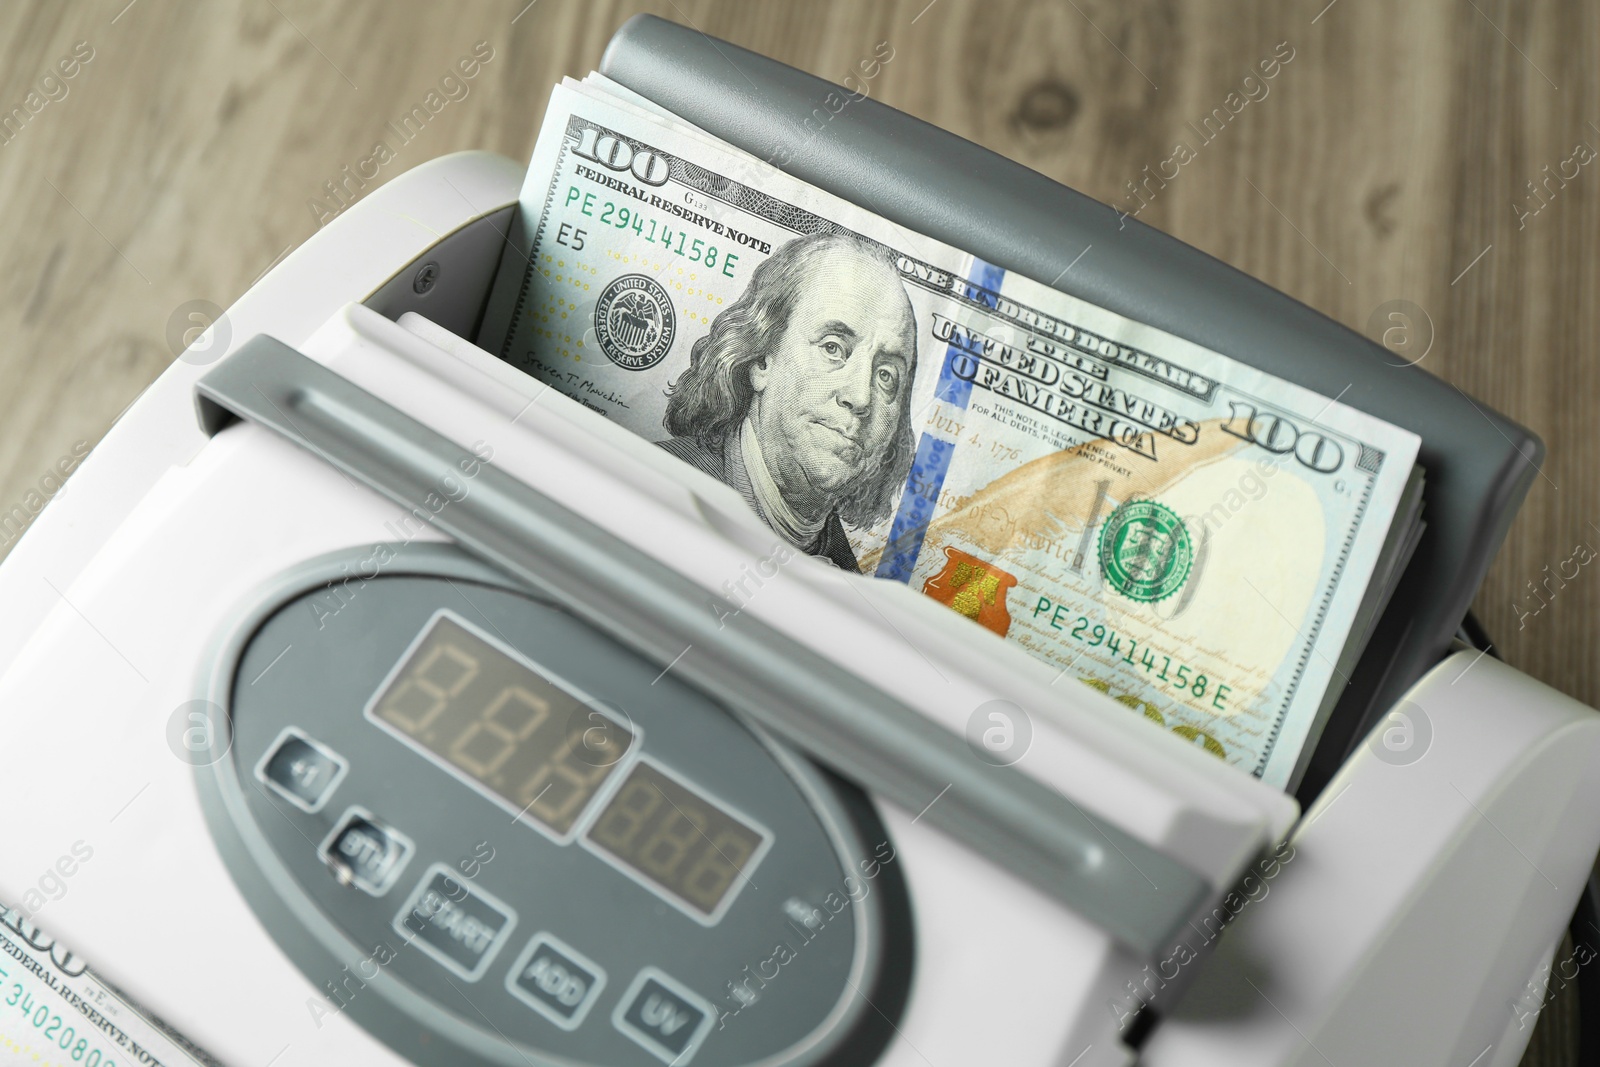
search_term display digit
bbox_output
[680,830,756,911]
[514,721,611,831]
[587,775,661,851]
[447,685,549,778]
[376,640,479,733]
[637,805,707,880]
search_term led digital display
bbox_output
[369,612,635,836]
[585,761,768,919]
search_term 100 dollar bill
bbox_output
[480,83,1422,789]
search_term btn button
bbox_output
[613,967,715,1064]
[392,864,516,981]
[318,808,412,895]
[505,932,606,1030]
[255,727,348,812]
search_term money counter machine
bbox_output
[2,15,1599,1067]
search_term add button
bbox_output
[392,864,516,981]
[613,967,714,1064]
[505,932,606,1030]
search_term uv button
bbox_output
[613,967,715,1064]
[393,864,516,981]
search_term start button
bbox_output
[393,864,517,981]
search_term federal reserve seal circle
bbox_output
[593,274,675,370]
[1098,499,1194,603]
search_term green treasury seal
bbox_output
[1098,499,1194,603]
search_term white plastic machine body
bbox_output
[0,152,1595,1067]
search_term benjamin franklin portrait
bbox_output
[658,230,919,571]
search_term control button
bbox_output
[318,808,412,896]
[613,967,715,1064]
[504,932,606,1031]
[255,727,348,812]
[392,864,516,982]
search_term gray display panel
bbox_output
[195,545,911,1067]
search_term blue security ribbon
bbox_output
[875,257,1006,582]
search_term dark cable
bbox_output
[1576,868,1600,1065]
[1459,610,1502,660]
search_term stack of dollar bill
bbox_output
[478,75,1426,791]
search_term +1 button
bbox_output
[255,727,348,812]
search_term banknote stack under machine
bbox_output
[1,14,1598,1067]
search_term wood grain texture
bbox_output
[0,1,1592,1059]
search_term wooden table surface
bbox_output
[0,0,1593,1061]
